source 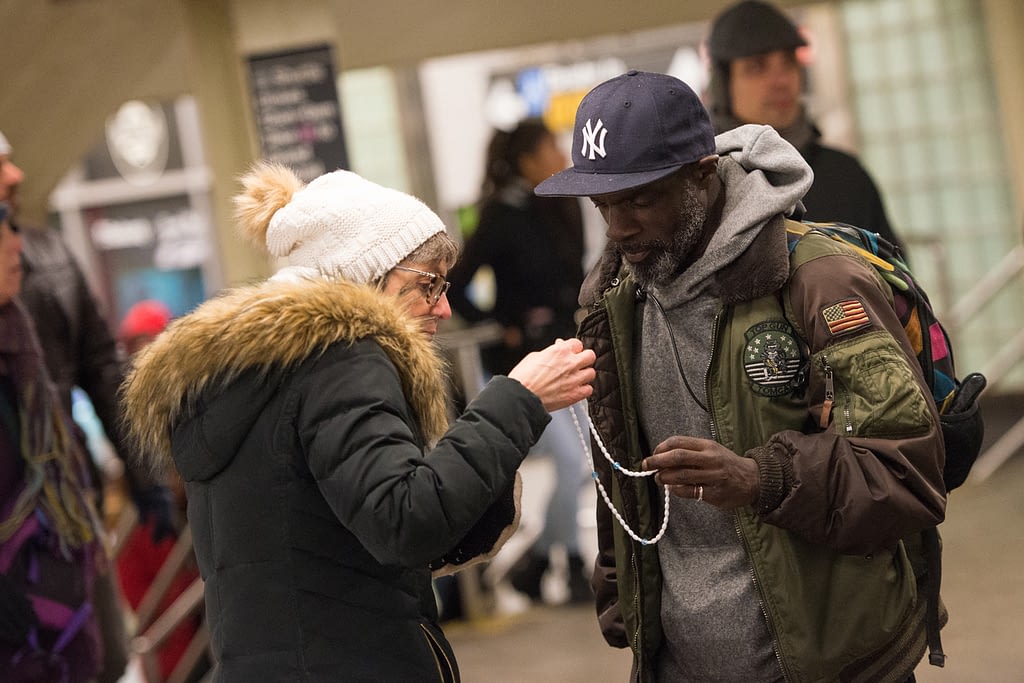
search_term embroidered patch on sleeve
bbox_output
[822,298,871,336]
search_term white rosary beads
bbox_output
[569,403,670,545]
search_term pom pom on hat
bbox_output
[233,161,447,285]
[233,161,305,247]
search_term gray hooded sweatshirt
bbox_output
[635,124,813,681]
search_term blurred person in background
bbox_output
[446,119,592,605]
[115,299,203,681]
[0,199,109,682]
[704,0,905,253]
[0,128,176,681]
[0,129,175,543]
[117,299,173,357]
[121,162,595,680]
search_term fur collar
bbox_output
[123,278,450,465]
[579,214,789,307]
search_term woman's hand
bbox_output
[508,338,595,412]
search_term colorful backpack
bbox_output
[785,219,986,490]
[785,219,987,668]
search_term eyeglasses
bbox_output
[392,265,451,306]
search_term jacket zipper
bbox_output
[820,356,852,435]
[630,549,643,680]
[708,308,789,679]
[704,311,724,442]
[820,356,835,429]
[733,514,791,681]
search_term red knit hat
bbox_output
[118,300,171,341]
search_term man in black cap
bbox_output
[705,0,905,253]
[537,70,945,681]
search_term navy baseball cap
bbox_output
[535,70,715,198]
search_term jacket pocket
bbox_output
[815,331,932,439]
[743,512,918,682]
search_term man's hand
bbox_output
[642,436,759,510]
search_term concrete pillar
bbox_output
[982,0,1024,225]
[179,0,272,286]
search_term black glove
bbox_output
[940,373,987,491]
[948,372,986,414]
[132,485,178,544]
[0,573,38,645]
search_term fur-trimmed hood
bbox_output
[122,277,450,469]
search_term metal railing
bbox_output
[117,520,210,683]
[928,233,1024,482]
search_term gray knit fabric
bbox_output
[634,124,811,681]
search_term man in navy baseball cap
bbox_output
[536,70,725,288]
[543,68,942,683]
[536,70,716,198]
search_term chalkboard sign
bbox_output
[247,44,349,181]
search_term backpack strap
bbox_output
[921,527,946,666]
[785,219,897,273]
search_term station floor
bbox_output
[445,398,1024,683]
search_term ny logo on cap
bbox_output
[580,118,608,160]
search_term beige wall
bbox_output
[1,0,736,231]
[982,0,1024,234]
[0,1,190,226]
[3,0,1021,284]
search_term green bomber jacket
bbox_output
[577,216,946,682]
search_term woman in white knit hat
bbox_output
[122,162,595,682]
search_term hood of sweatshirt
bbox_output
[681,124,812,293]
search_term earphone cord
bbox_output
[646,290,709,413]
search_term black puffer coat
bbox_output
[123,277,549,681]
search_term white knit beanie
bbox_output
[254,168,446,284]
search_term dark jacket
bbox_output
[0,299,105,682]
[799,139,904,253]
[447,187,584,375]
[17,223,163,496]
[123,277,549,681]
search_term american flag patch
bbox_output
[822,298,871,336]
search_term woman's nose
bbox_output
[433,292,453,320]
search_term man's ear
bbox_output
[696,155,720,183]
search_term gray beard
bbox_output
[627,186,707,289]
